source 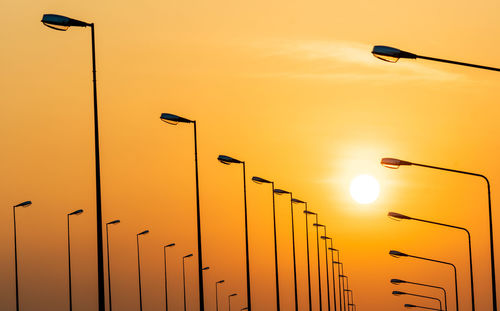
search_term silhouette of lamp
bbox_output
[294,199,313,311]
[215,280,225,311]
[105,220,120,311]
[12,200,32,311]
[67,209,84,311]
[312,223,325,311]
[228,293,238,311]
[163,243,175,311]
[391,279,447,311]
[320,234,336,311]
[42,14,107,311]
[182,254,194,311]
[393,291,442,311]
[137,230,150,311]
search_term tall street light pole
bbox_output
[163,243,176,311]
[161,113,206,311]
[106,220,120,311]
[322,235,336,311]
[137,230,150,311]
[67,209,84,311]
[382,157,496,310]
[312,222,324,311]
[41,14,106,311]
[253,177,280,311]
[292,199,312,311]
[331,251,343,311]
[183,254,194,311]
[390,250,459,311]
[228,293,238,311]
[391,278,447,311]
[218,155,251,311]
[12,200,32,311]
[215,280,225,311]
[339,275,349,311]
[389,211,474,311]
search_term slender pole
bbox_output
[334,254,343,311]
[314,217,323,311]
[90,23,106,311]
[106,224,112,311]
[305,204,312,311]
[330,257,339,311]
[242,163,251,311]
[193,122,205,311]
[67,214,73,311]
[417,55,500,72]
[270,182,281,311]
[137,235,144,311]
[164,247,169,311]
[323,236,335,311]
[401,280,447,311]
[183,258,188,311]
[215,282,223,311]
[289,194,299,311]
[13,206,19,311]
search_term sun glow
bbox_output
[350,174,380,204]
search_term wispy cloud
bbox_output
[248,40,460,82]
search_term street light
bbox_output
[344,289,353,310]
[331,251,344,311]
[293,199,313,311]
[405,303,442,311]
[274,189,299,311]
[339,274,349,311]
[389,250,458,311]
[393,291,443,311]
[137,230,150,311]
[322,236,337,311]
[42,13,106,311]
[182,253,194,311]
[163,243,175,311]
[218,155,252,311]
[228,293,238,311]
[391,278,447,311]
[215,280,225,311]
[12,200,32,311]
[382,157,494,310]
[253,176,280,311]
[67,209,84,311]
[311,222,324,311]
[105,219,120,311]
[389,211,474,311]
[160,113,206,311]
[371,45,500,72]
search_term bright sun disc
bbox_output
[350,174,380,204]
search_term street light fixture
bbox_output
[274,189,299,311]
[218,155,251,311]
[12,200,32,311]
[42,13,106,311]
[382,157,494,310]
[161,112,206,311]
[253,176,280,311]
[389,250,459,311]
[215,280,225,311]
[322,236,337,311]
[105,220,120,311]
[293,199,313,311]
[312,222,324,311]
[339,274,349,311]
[163,243,175,311]
[183,254,194,311]
[389,211,474,311]
[371,45,500,72]
[67,209,84,311]
[391,278,447,311]
[137,230,150,311]
[229,293,238,311]
[393,291,443,311]
[331,252,344,311]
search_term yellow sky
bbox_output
[2,0,500,310]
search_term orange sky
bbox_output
[2,0,500,310]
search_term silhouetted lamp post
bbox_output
[137,230,150,311]
[322,236,337,311]
[12,200,32,311]
[183,253,194,311]
[344,289,353,310]
[161,113,206,311]
[105,219,120,311]
[218,155,252,311]
[389,211,474,311]
[215,280,225,311]
[391,278,447,311]
[228,293,238,311]
[331,250,343,311]
[371,45,500,72]
[405,303,442,311]
[393,291,442,311]
[275,189,299,311]
[312,222,324,311]
[390,250,458,311]
[163,243,175,311]
[67,209,84,311]
[41,14,106,311]
[339,275,349,311]
[292,198,312,311]
[253,176,280,311]
[382,157,495,311]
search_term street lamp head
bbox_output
[321,236,331,240]
[241,308,248,311]
[405,304,417,309]
[160,113,193,125]
[69,209,84,216]
[390,278,406,285]
[184,253,194,259]
[333,261,341,264]
[252,176,272,184]
[389,250,408,258]
[217,280,225,284]
[14,201,32,208]
[229,293,237,297]
[330,247,339,252]
[291,198,305,204]
[388,212,413,221]
[304,210,316,215]
[392,290,406,296]
[41,14,89,31]
[313,223,325,227]
[107,219,121,225]
[371,45,417,63]
[274,189,290,195]
[217,155,242,165]
[202,266,210,271]
[381,158,413,169]
[165,243,175,248]
[138,230,150,236]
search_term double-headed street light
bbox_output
[389,211,474,311]
[137,230,150,311]
[405,303,442,311]
[67,209,84,311]
[183,254,194,311]
[161,113,206,311]
[105,219,120,311]
[391,278,447,311]
[12,200,32,311]
[393,291,443,311]
[215,280,225,311]
[218,155,252,311]
[382,157,492,309]
[371,45,500,72]
[41,14,106,311]
[274,189,299,311]
[163,243,175,311]
[390,250,458,311]
[253,176,280,311]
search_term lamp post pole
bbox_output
[391,279,447,311]
[137,230,149,311]
[67,210,83,311]
[12,201,31,311]
[312,221,323,311]
[105,220,120,311]
[183,254,194,311]
[163,243,175,311]
[322,235,336,311]
[215,280,224,311]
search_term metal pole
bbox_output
[305,204,312,311]
[13,206,19,311]
[270,182,280,311]
[106,224,112,311]
[193,122,205,311]
[67,214,73,311]
[137,235,143,311]
[164,247,169,311]
[242,163,251,311]
[183,258,188,311]
[289,194,299,311]
[315,217,323,311]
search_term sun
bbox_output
[349,174,380,204]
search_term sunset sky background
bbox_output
[3,0,500,310]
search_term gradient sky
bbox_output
[3,1,500,310]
